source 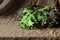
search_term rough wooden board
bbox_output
[0,14,60,37]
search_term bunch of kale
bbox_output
[19,6,58,29]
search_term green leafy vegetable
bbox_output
[19,6,58,29]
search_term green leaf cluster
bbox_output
[19,6,58,29]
